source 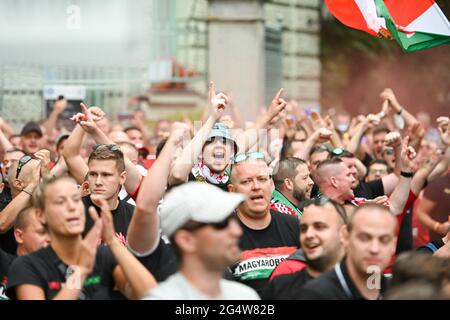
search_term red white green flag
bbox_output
[325,0,450,52]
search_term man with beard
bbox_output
[261,198,347,299]
[271,157,314,217]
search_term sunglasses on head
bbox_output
[331,147,345,156]
[302,196,348,224]
[92,144,120,152]
[16,155,32,179]
[232,152,265,164]
[181,215,235,232]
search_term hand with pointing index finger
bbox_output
[400,136,416,172]
[265,88,287,125]
[208,81,228,120]
[78,103,99,134]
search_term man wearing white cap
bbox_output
[142,182,260,300]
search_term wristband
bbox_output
[400,171,413,178]
[434,222,441,232]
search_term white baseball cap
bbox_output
[160,182,246,237]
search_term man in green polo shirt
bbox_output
[271,157,314,218]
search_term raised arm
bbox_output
[411,154,441,196]
[168,82,227,186]
[0,162,40,233]
[347,114,380,157]
[380,88,419,129]
[0,117,16,140]
[235,88,287,153]
[311,112,343,149]
[379,132,402,196]
[128,125,187,254]
[294,127,332,161]
[427,119,450,182]
[61,122,89,184]
[388,137,416,215]
[0,127,13,152]
[131,110,152,147]
[77,104,143,194]
[41,99,67,138]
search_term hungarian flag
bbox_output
[325,0,450,52]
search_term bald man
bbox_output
[0,157,41,253]
[314,158,356,206]
[227,154,300,295]
[1,207,50,299]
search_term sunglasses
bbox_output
[369,168,388,175]
[302,196,348,224]
[16,155,32,179]
[232,152,265,164]
[92,144,120,152]
[383,148,395,156]
[330,147,345,156]
[181,215,236,232]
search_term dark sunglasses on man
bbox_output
[180,215,236,232]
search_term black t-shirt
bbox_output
[0,249,15,299]
[7,245,120,300]
[311,179,384,201]
[260,268,313,300]
[82,196,134,245]
[135,238,179,282]
[0,187,17,255]
[353,179,384,199]
[362,152,374,168]
[230,210,300,295]
[297,259,389,300]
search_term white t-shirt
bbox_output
[142,272,260,300]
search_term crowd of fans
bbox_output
[0,82,449,300]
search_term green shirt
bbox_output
[271,189,302,218]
